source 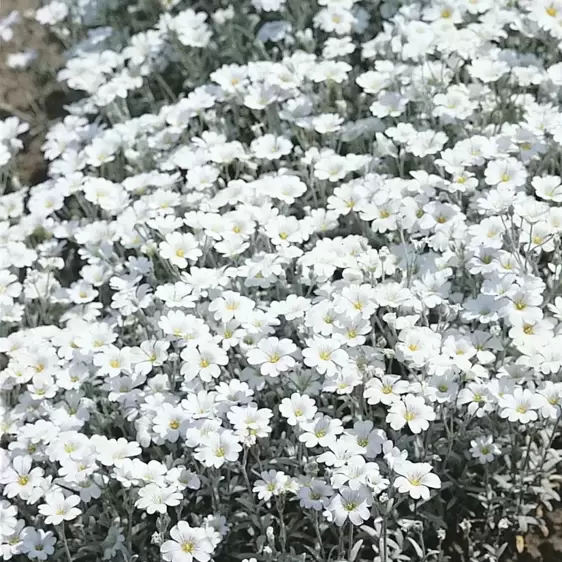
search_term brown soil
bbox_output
[513,509,562,562]
[0,0,63,185]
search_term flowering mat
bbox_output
[1,1,562,562]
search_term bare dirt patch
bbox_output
[0,0,63,185]
[512,509,562,562]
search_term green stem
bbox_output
[347,520,355,561]
[60,522,73,562]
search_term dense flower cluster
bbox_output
[2,0,562,561]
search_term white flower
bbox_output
[393,462,441,500]
[250,134,293,160]
[279,393,317,426]
[331,455,381,491]
[484,158,527,189]
[299,414,343,448]
[161,522,215,562]
[0,455,44,500]
[38,491,82,525]
[364,374,409,406]
[302,337,349,375]
[252,470,289,501]
[0,500,18,536]
[180,343,228,382]
[470,436,501,464]
[21,528,56,561]
[298,479,333,511]
[247,337,297,377]
[327,487,371,526]
[208,291,255,322]
[499,388,541,424]
[196,430,242,468]
[386,395,436,434]
[537,382,562,419]
[227,403,273,443]
[135,484,182,514]
[159,232,202,268]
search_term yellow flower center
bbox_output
[18,475,29,486]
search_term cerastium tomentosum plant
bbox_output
[1,0,562,561]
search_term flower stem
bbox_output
[59,522,73,562]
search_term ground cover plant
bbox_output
[2,0,562,561]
